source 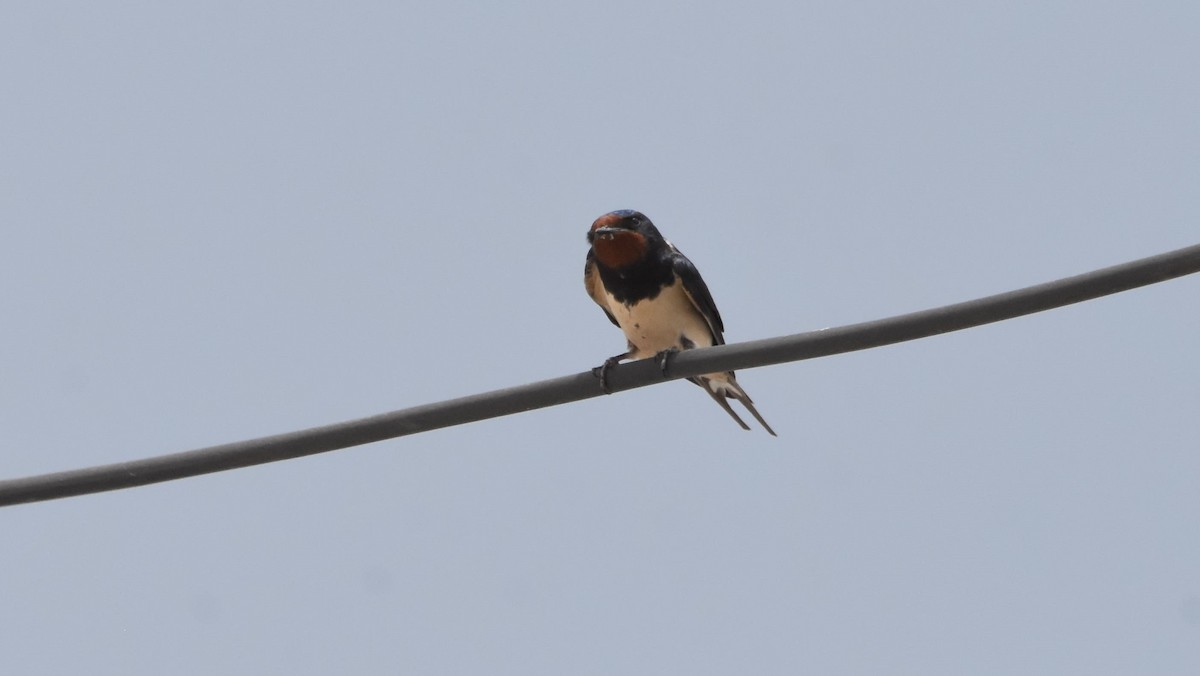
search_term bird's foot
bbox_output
[655,348,680,377]
[592,353,627,394]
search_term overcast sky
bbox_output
[2,2,1198,674]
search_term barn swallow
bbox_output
[584,209,776,435]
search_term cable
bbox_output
[3,242,1199,507]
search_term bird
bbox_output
[584,209,776,435]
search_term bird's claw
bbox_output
[655,348,679,376]
[592,355,623,394]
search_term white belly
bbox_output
[602,279,715,360]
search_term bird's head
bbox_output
[587,210,662,269]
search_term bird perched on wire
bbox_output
[584,209,776,435]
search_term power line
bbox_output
[2,242,1199,507]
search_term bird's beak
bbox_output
[593,226,621,240]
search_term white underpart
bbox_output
[598,278,711,356]
[598,278,738,392]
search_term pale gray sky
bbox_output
[2,2,1198,674]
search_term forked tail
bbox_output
[691,374,777,436]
